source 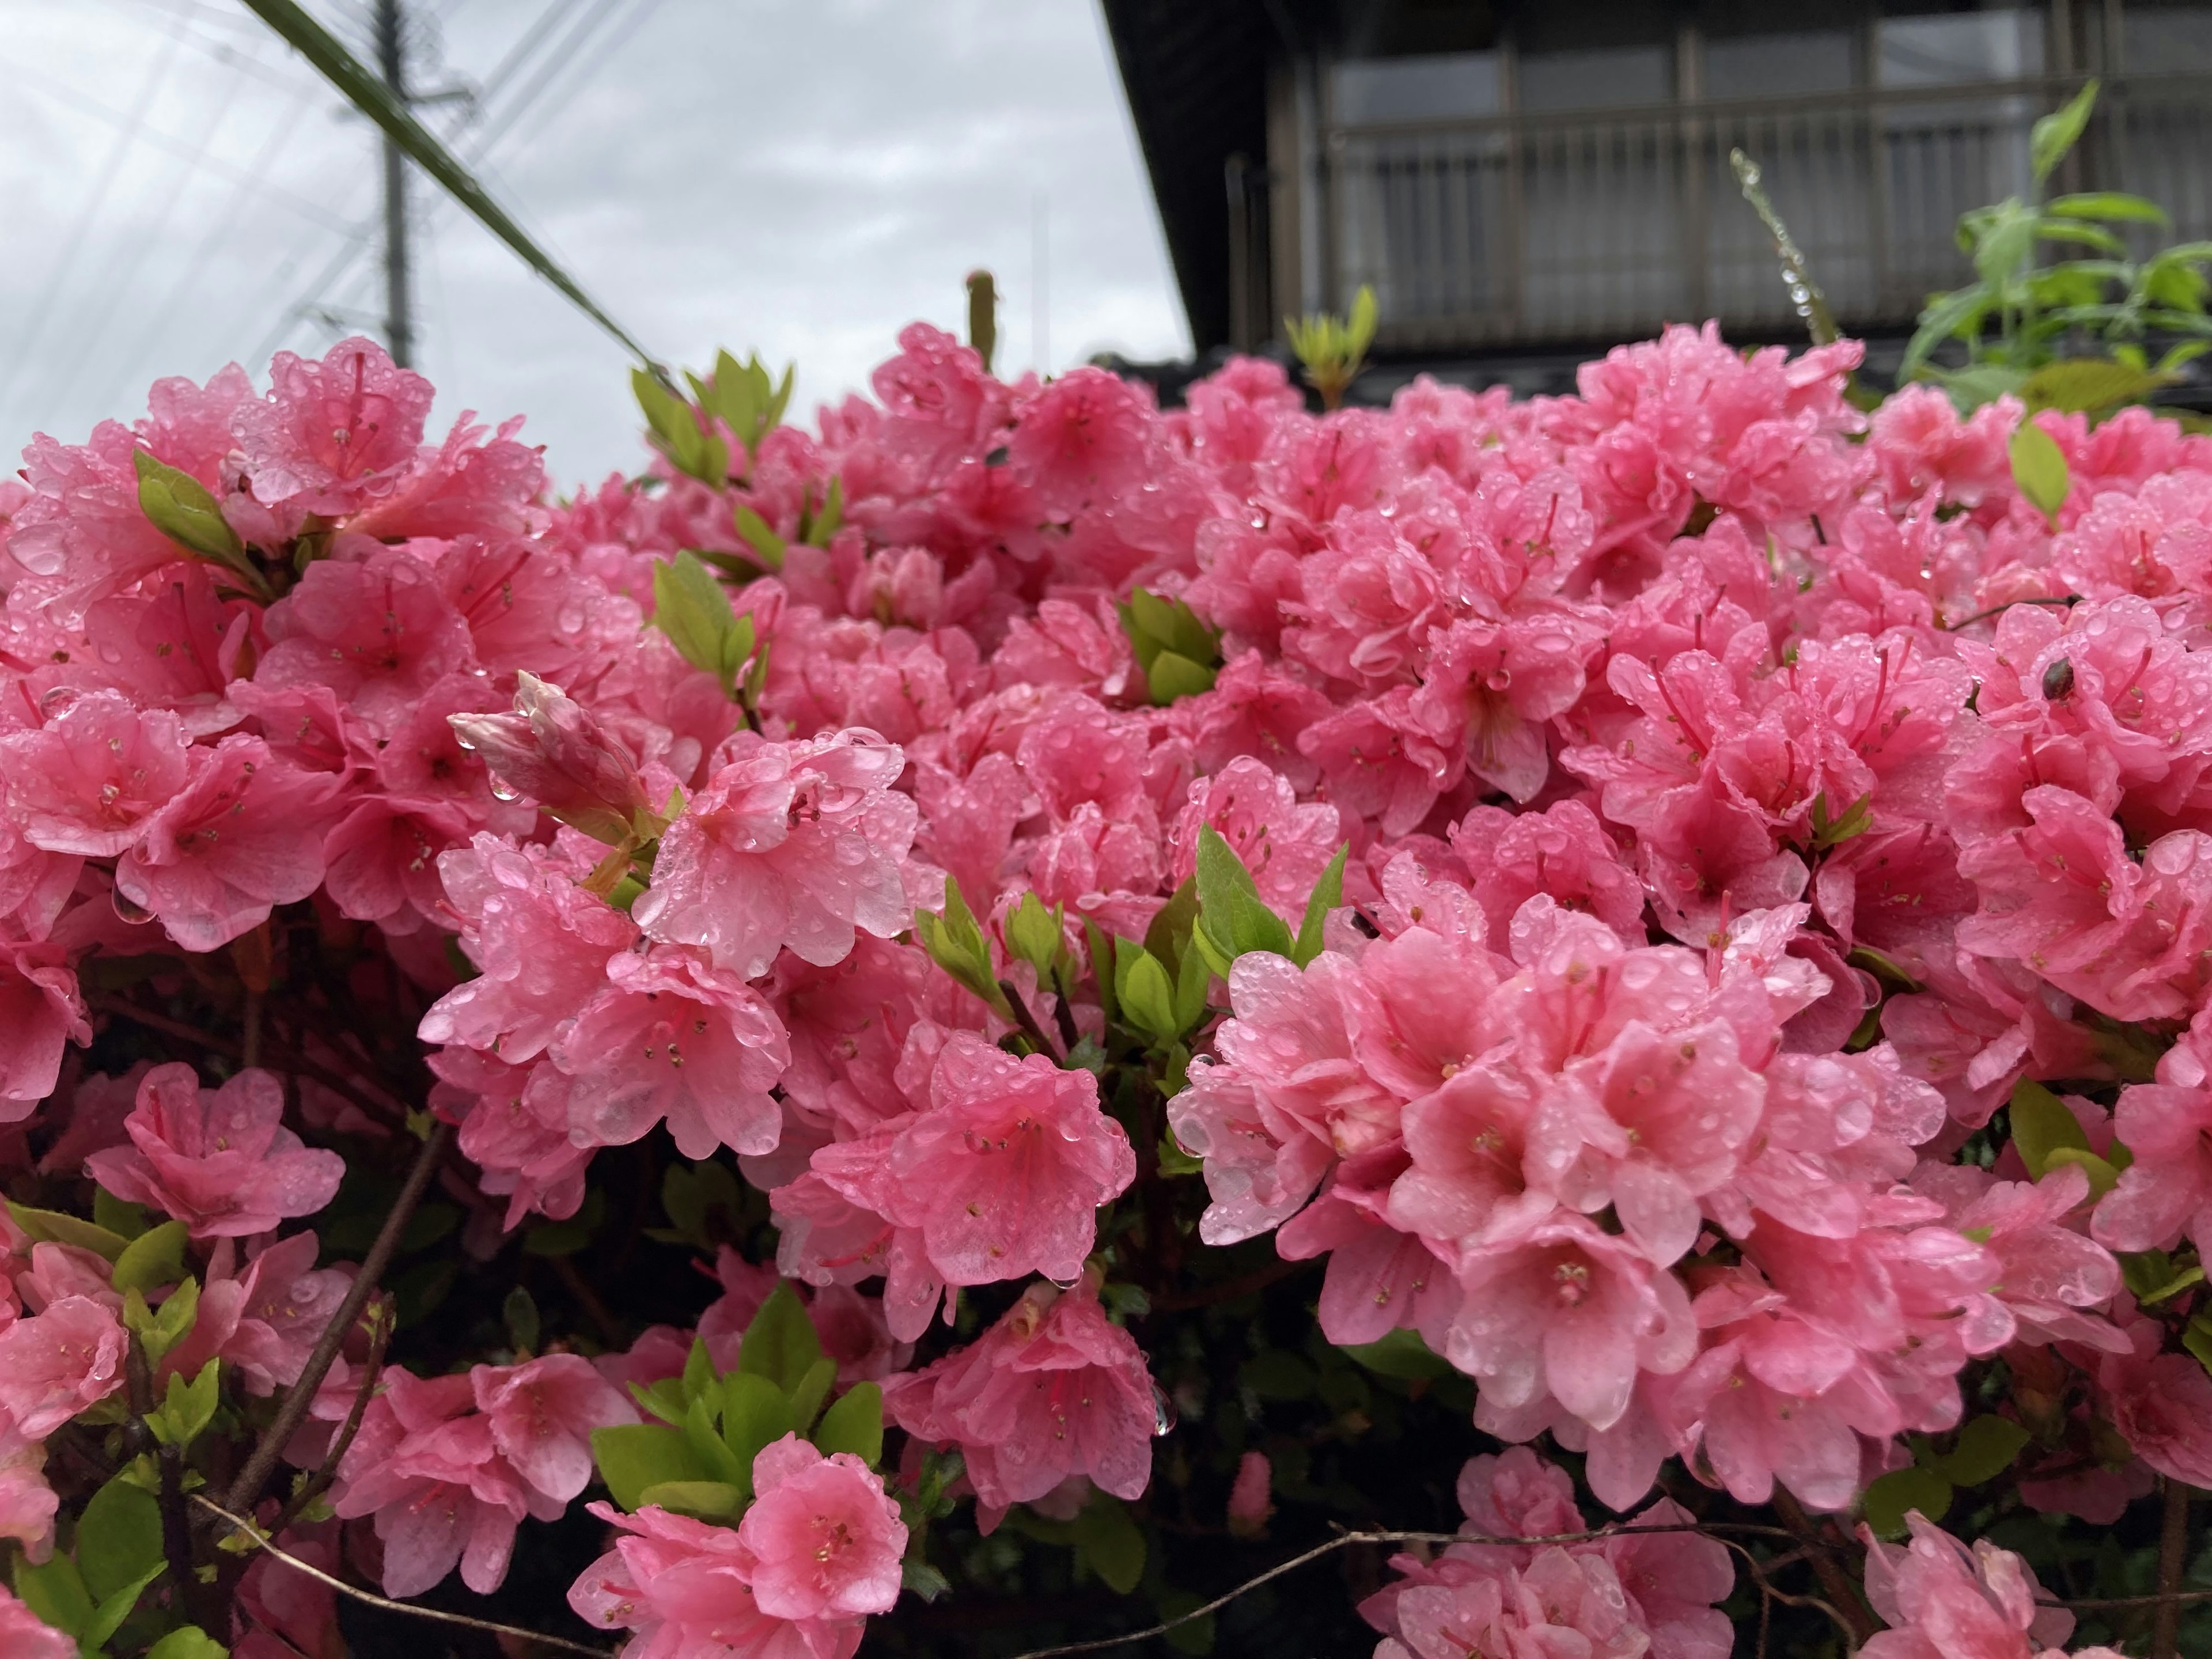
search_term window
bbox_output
[1876,9,2044,86]
[1517,44,1673,112]
[1332,52,1503,124]
[1703,31,1861,100]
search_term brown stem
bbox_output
[126,1337,207,1628]
[997,978,1063,1060]
[93,994,407,1128]
[2153,1478,2196,1659]
[221,1121,453,1515]
[1771,1487,1877,1646]
[552,1253,627,1346]
[271,1301,392,1535]
[1146,1255,1314,1312]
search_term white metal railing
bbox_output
[1319,73,2212,349]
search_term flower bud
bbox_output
[449,671,652,846]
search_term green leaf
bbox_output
[502,1285,541,1357]
[721,1371,796,1497]
[1974,200,2040,286]
[1071,1494,1147,1594]
[2009,422,2071,527]
[1195,826,1294,964]
[1293,844,1349,967]
[681,1336,719,1408]
[1862,1465,1954,1538]
[1936,362,2031,415]
[123,1278,201,1368]
[243,0,660,369]
[915,877,1012,1016]
[1900,283,1997,383]
[148,1359,221,1448]
[1158,1587,1217,1655]
[737,1282,825,1392]
[1172,935,1210,1036]
[634,369,729,484]
[7,1201,128,1262]
[592,1422,702,1512]
[2044,191,2169,225]
[2032,79,2100,184]
[902,1558,953,1601]
[92,1189,147,1241]
[683,1397,751,1487]
[2134,1261,2205,1306]
[731,503,788,573]
[13,1553,93,1638]
[111,1221,190,1296]
[1115,939,1180,1046]
[1935,1415,2031,1487]
[1145,651,1217,704]
[75,1475,165,1603]
[652,551,756,698]
[2021,359,2175,414]
[2042,1145,2123,1199]
[2184,1314,2212,1378]
[635,1479,747,1519]
[1341,1328,1453,1381]
[82,1560,166,1652]
[2120,1248,2177,1302]
[2008,1078,2090,1179]
[629,1377,687,1429]
[814,1382,885,1466]
[1005,892,1065,978]
[786,1355,837,1436]
[146,1628,229,1659]
[805,475,844,547]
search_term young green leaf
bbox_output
[12,1552,93,1638]
[683,1397,751,1487]
[148,1359,221,1448]
[786,1355,838,1436]
[632,368,728,484]
[81,1560,168,1653]
[1293,844,1349,967]
[635,1479,747,1519]
[1195,827,1294,963]
[651,552,756,699]
[591,1422,702,1511]
[682,1335,719,1406]
[1005,892,1066,978]
[2008,1078,2090,1179]
[8,1200,129,1262]
[110,1219,190,1296]
[2031,78,2100,185]
[2009,421,2071,527]
[92,1188,147,1242]
[132,449,268,600]
[146,1627,230,1659]
[721,1371,796,1497]
[1070,1493,1147,1594]
[737,1282,825,1393]
[915,877,1013,1016]
[1113,939,1180,1047]
[814,1381,885,1466]
[732,502,788,572]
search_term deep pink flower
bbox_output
[0,1584,72,1659]
[637,730,917,979]
[256,545,476,736]
[85,1063,343,1238]
[112,733,339,952]
[448,670,654,846]
[0,940,89,1116]
[0,1296,127,1436]
[0,691,189,856]
[232,336,435,515]
[736,1435,907,1620]
[2093,1075,2212,1256]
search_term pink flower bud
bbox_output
[1228,1450,1272,1535]
[448,671,650,846]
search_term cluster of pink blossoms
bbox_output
[1,311,2209,1654]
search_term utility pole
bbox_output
[374,0,413,368]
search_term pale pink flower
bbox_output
[0,940,89,1116]
[736,1435,907,1620]
[86,1063,343,1238]
[448,670,653,845]
[1228,1450,1273,1533]
[0,1296,127,1436]
[1859,1514,2075,1659]
[161,1230,351,1396]
[636,730,917,979]
[2093,1073,2212,1256]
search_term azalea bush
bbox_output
[0,313,2207,1659]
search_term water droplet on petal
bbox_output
[1151,1382,1177,1437]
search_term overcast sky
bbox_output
[0,0,1189,486]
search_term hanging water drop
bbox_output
[1151,1381,1177,1437]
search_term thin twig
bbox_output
[271,1301,392,1535]
[2045,1588,2212,1610]
[553,1253,628,1347]
[93,993,408,1127]
[998,978,1063,1060]
[2153,1478,2196,1659]
[1942,594,2080,631]
[1715,1536,1861,1653]
[1772,1486,1877,1646]
[221,1121,454,1514]
[190,1495,615,1657]
[1145,1255,1313,1312]
[1001,1522,1808,1659]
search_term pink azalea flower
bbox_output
[1859,1513,2076,1659]
[551,945,791,1160]
[0,691,190,857]
[0,1583,73,1659]
[231,336,435,515]
[0,1296,127,1436]
[256,545,476,737]
[0,940,89,1117]
[884,1278,1156,1515]
[2093,1073,2212,1256]
[636,730,917,980]
[472,1352,640,1505]
[1166,756,1343,910]
[163,1230,352,1395]
[448,670,654,846]
[86,1063,343,1238]
[112,734,340,952]
[2098,1318,2212,1488]
[332,1368,549,1597]
[736,1435,907,1620]
[570,1499,868,1659]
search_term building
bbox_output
[1100,1,2212,395]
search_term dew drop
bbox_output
[1151,1382,1177,1437]
[488,778,521,802]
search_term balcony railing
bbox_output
[1318,72,2212,352]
